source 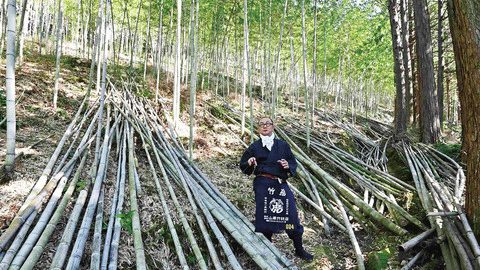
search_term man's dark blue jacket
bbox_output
[240,138,297,180]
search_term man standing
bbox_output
[240,117,313,261]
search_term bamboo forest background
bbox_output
[4,0,460,124]
[2,0,478,268]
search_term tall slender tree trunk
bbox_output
[74,0,80,55]
[130,0,143,68]
[16,0,27,65]
[312,1,318,125]
[37,0,44,54]
[322,2,327,106]
[95,0,105,93]
[413,0,440,143]
[389,0,407,138]
[437,0,445,127]
[289,25,297,111]
[143,3,151,80]
[188,0,197,160]
[85,0,101,99]
[53,0,63,111]
[271,0,288,118]
[173,0,182,126]
[408,0,418,125]
[400,0,411,124]
[241,0,252,140]
[3,0,16,180]
[240,2,246,135]
[447,0,480,237]
[155,0,164,104]
[301,0,310,149]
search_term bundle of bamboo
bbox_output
[400,143,480,270]
[0,79,300,270]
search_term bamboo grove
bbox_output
[1,0,480,268]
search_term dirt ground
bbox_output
[1,53,414,270]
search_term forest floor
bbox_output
[0,50,459,269]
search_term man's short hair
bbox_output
[257,116,274,124]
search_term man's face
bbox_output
[258,117,274,136]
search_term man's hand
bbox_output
[278,159,289,169]
[248,157,257,167]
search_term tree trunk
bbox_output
[437,0,445,127]
[447,0,480,237]
[408,0,418,125]
[271,0,288,118]
[3,0,16,180]
[389,0,407,138]
[130,0,143,68]
[188,0,196,160]
[37,0,44,53]
[155,0,164,104]
[311,1,317,126]
[413,0,440,143]
[53,0,63,111]
[16,0,27,65]
[173,0,182,126]
[241,0,252,141]
[301,0,310,148]
[400,0,411,124]
[143,2,151,80]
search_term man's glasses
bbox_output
[258,122,273,127]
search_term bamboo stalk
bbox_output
[277,127,407,235]
[139,133,189,269]
[50,185,89,269]
[400,250,426,270]
[107,123,128,270]
[126,124,147,269]
[90,188,105,270]
[18,152,88,270]
[326,184,365,270]
[101,127,124,270]
[66,115,119,270]
[399,228,435,252]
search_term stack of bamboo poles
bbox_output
[400,142,480,270]
[209,103,422,270]
[111,85,298,270]
[280,123,424,230]
[210,102,480,269]
[0,80,299,269]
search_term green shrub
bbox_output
[434,143,461,160]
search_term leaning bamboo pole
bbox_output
[139,132,190,269]
[50,181,90,270]
[90,188,105,269]
[0,114,96,253]
[66,114,119,270]
[16,94,91,214]
[400,142,480,269]
[101,123,124,270]
[126,124,147,269]
[107,123,128,270]
[276,127,407,235]
[17,152,88,270]
[9,161,85,269]
[326,184,365,270]
[112,86,297,269]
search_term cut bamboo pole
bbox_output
[399,228,435,252]
[107,123,128,270]
[18,152,88,270]
[126,124,147,269]
[90,188,105,269]
[66,115,119,270]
